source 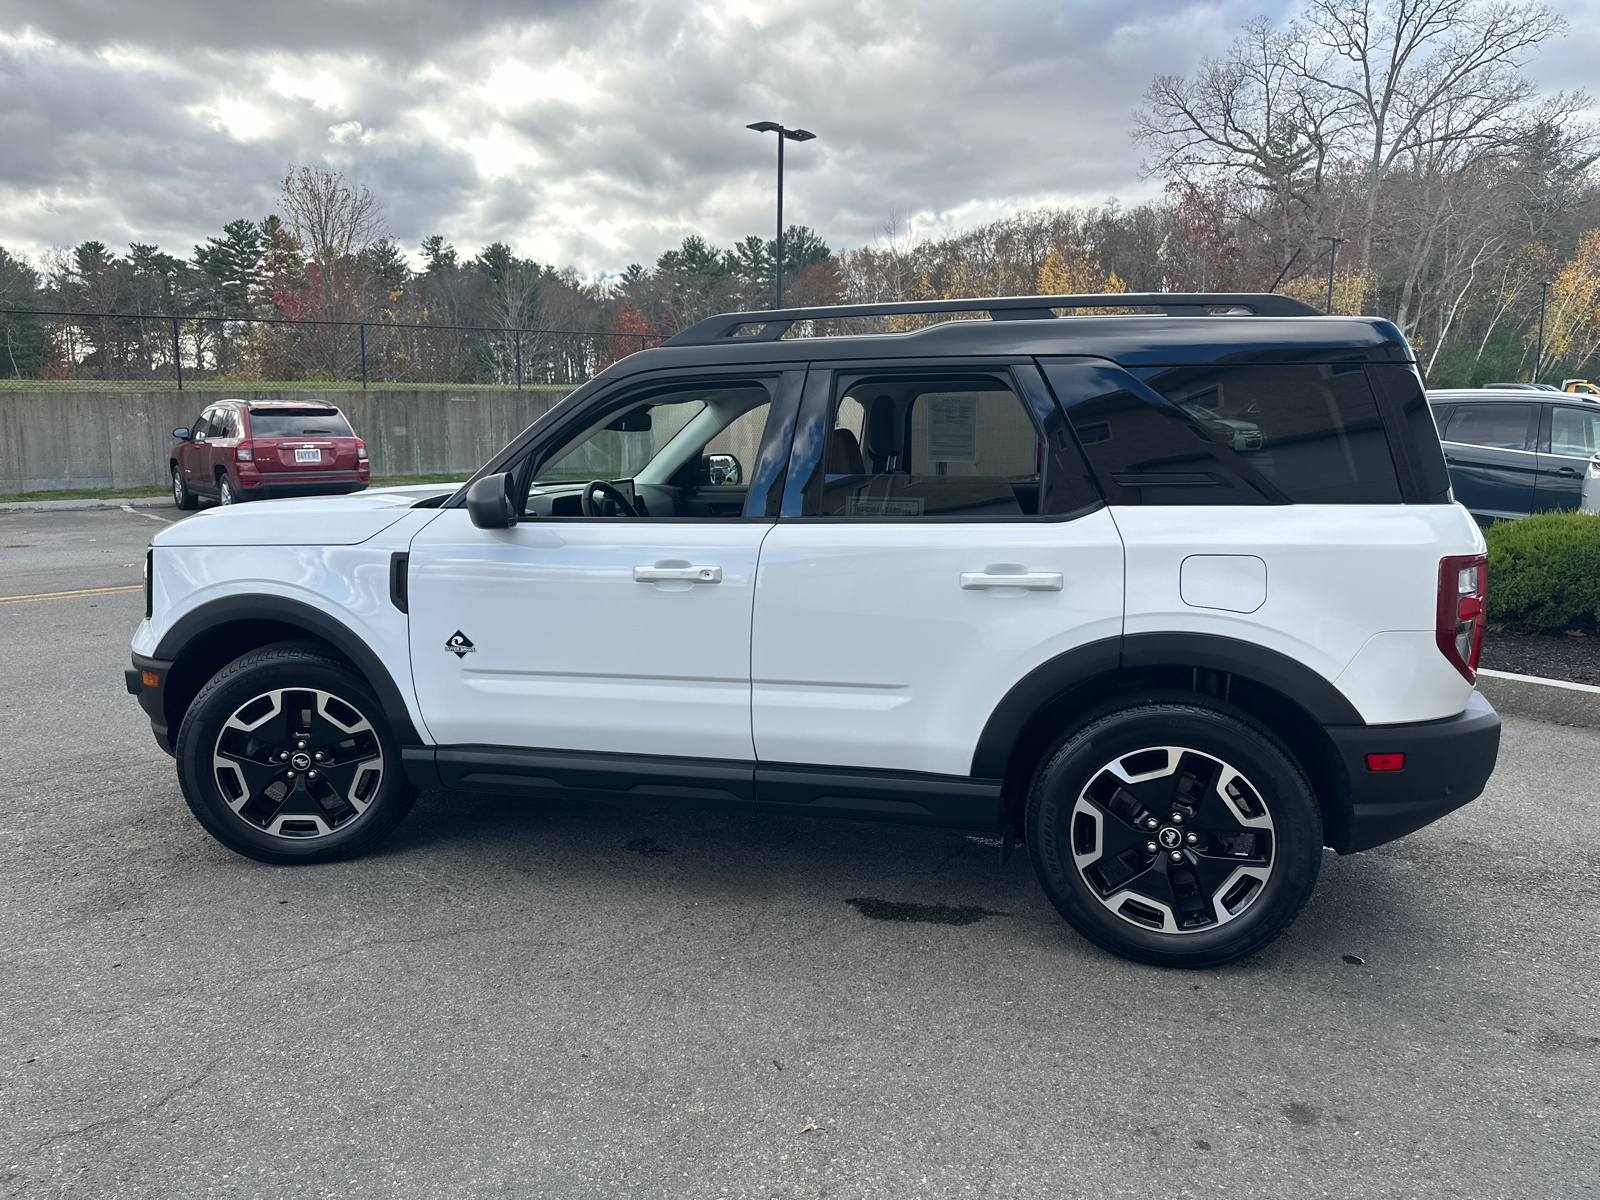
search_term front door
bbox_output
[750,363,1122,813]
[1534,402,1600,512]
[406,372,799,762]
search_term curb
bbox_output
[0,495,171,513]
[1475,668,1600,729]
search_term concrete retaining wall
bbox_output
[0,388,574,493]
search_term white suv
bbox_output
[126,293,1501,967]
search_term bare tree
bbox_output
[1296,0,1569,269]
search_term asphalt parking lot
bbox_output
[2,504,1597,1199]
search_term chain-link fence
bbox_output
[0,310,662,391]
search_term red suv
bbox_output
[171,400,370,508]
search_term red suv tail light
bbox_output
[235,441,254,462]
[356,440,368,461]
[1437,554,1488,683]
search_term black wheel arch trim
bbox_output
[151,595,422,745]
[970,631,1364,779]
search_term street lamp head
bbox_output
[746,121,782,133]
[784,128,816,142]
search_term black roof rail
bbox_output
[661,292,1325,347]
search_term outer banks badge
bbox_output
[445,631,476,658]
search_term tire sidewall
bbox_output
[1027,699,1322,967]
[176,650,413,864]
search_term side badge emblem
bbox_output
[445,631,476,658]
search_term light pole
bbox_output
[1317,236,1345,314]
[1535,280,1551,384]
[746,121,815,309]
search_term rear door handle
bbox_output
[960,570,1063,591]
[634,563,722,583]
[1557,467,1581,477]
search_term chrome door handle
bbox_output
[634,563,722,583]
[960,570,1063,591]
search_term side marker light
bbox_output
[1366,753,1404,772]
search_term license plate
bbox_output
[295,448,321,463]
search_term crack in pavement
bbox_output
[26,1055,223,1155]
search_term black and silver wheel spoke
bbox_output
[212,687,384,841]
[1071,746,1276,935]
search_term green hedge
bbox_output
[1485,511,1600,634]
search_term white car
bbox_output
[127,292,1500,968]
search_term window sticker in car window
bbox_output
[924,394,979,463]
[846,496,924,517]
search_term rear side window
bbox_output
[1441,404,1532,451]
[249,409,353,437]
[818,377,1043,517]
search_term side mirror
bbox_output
[702,453,742,486]
[173,427,190,440]
[466,473,518,529]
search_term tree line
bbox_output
[2,0,1597,387]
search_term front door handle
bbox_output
[960,569,1063,592]
[1557,466,1581,477]
[634,562,722,583]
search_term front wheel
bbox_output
[172,465,197,510]
[1026,698,1322,968]
[175,645,418,864]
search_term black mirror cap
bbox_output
[173,427,190,440]
[466,473,518,529]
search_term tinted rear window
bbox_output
[249,410,352,437]
[1135,363,1399,504]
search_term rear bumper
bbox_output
[126,652,177,755]
[1324,690,1501,853]
[239,471,368,499]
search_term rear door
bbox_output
[748,360,1120,827]
[1533,402,1600,512]
[1438,401,1539,521]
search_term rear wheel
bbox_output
[217,473,237,505]
[172,465,197,510]
[175,645,418,864]
[1026,697,1322,967]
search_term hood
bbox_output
[154,490,444,547]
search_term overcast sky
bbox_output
[1,0,1594,276]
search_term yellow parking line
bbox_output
[0,584,142,604]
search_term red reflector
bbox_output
[1366,753,1405,772]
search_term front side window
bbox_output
[1442,404,1532,451]
[524,383,773,518]
[1549,406,1600,457]
[817,377,1043,517]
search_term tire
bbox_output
[174,644,418,865]
[1025,696,1322,968]
[172,465,197,510]
[217,473,237,505]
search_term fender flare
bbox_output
[970,632,1363,779]
[153,594,422,745]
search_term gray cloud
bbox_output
[0,0,1586,275]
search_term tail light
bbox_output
[1437,554,1487,682]
[235,441,253,462]
[356,440,368,461]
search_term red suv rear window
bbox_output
[248,410,352,437]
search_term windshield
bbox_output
[249,410,352,437]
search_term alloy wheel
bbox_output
[210,687,385,840]
[1068,745,1276,934]
[219,476,234,504]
